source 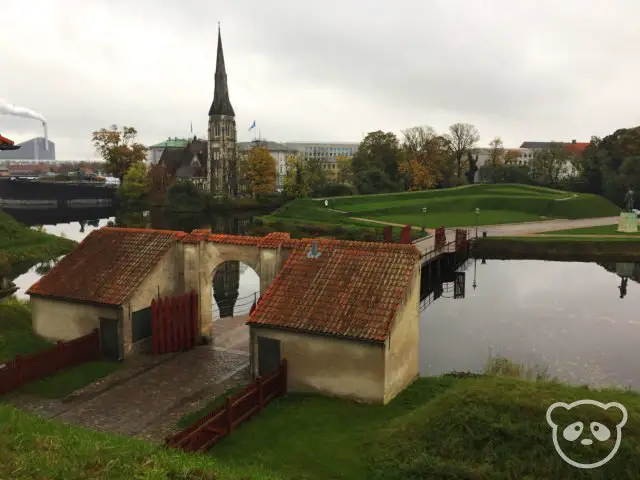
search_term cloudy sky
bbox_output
[2,0,640,160]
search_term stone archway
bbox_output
[181,233,293,343]
[211,261,260,320]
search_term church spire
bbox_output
[209,24,235,117]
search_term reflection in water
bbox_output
[420,259,640,390]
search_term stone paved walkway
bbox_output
[6,314,251,442]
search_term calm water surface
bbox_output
[421,259,640,389]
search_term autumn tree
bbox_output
[283,154,310,198]
[148,163,175,206]
[118,162,150,209]
[398,126,446,190]
[246,146,276,196]
[445,123,480,179]
[504,149,520,165]
[92,125,147,182]
[488,137,505,167]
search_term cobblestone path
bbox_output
[50,347,249,436]
[6,315,251,440]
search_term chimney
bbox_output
[307,241,321,259]
[572,139,576,144]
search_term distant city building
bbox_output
[285,142,359,182]
[0,137,55,161]
[472,139,588,182]
[238,140,296,190]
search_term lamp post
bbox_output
[422,207,427,232]
[472,257,477,290]
[475,207,480,238]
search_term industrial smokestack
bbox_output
[42,122,49,151]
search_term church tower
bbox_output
[208,26,237,196]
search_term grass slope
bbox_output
[0,299,120,398]
[0,405,281,480]
[268,184,621,229]
[207,373,640,479]
[3,371,640,479]
[0,212,76,273]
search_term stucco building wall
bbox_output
[383,264,421,404]
[249,326,386,403]
[31,296,118,342]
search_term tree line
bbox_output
[91,122,640,210]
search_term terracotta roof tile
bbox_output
[247,240,420,342]
[27,227,181,306]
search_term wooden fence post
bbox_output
[191,290,199,345]
[163,297,172,353]
[257,377,263,413]
[152,299,158,355]
[226,397,233,434]
[177,294,185,351]
[184,293,192,349]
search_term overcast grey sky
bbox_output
[2,0,640,160]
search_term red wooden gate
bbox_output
[151,291,199,354]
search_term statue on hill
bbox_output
[624,188,634,212]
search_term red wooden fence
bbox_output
[165,359,288,453]
[399,225,412,244]
[435,226,446,249]
[151,291,199,355]
[455,229,468,250]
[0,329,100,395]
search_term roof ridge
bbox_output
[101,226,184,236]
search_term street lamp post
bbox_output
[475,207,480,238]
[422,207,427,233]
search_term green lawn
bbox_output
[491,235,640,243]
[0,212,76,273]
[539,224,640,236]
[0,405,279,480]
[3,362,640,479]
[266,184,621,231]
[0,299,120,399]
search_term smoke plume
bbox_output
[0,98,49,150]
[0,98,47,123]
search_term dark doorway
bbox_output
[257,336,281,377]
[132,306,153,342]
[99,317,121,361]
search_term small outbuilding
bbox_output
[27,227,185,360]
[247,238,421,405]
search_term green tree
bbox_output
[445,123,480,179]
[528,142,569,185]
[91,125,147,182]
[165,181,206,212]
[118,163,150,209]
[305,157,328,194]
[351,131,402,193]
[246,147,277,196]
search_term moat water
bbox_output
[5,208,640,390]
[421,258,640,389]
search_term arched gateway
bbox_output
[27,228,296,357]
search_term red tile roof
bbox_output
[27,227,183,306]
[247,240,420,343]
[564,142,589,155]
